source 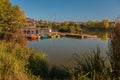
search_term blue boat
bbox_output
[40,34,49,39]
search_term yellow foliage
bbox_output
[102,19,109,28]
[64,21,70,26]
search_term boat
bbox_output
[40,34,49,39]
[27,34,38,39]
[60,34,66,37]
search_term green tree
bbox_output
[87,20,95,28]
[75,26,82,34]
[58,26,68,32]
[68,26,75,33]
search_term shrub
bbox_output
[49,65,70,80]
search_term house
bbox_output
[25,18,38,27]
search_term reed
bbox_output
[108,23,120,79]
[71,48,112,80]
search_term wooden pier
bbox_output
[58,33,97,39]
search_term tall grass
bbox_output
[108,23,120,79]
[0,41,28,80]
[71,48,112,80]
[0,41,47,80]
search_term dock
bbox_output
[22,27,97,39]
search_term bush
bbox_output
[27,51,49,79]
[49,65,70,80]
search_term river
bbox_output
[28,37,108,66]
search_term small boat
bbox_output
[56,34,60,38]
[40,34,49,39]
[31,35,38,39]
[27,34,38,39]
[60,34,66,37]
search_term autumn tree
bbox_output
[64,21,70,26]
[102,19,109,28]
[0,0,26,41]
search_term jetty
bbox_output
[22,27,97,39]
[59,33,97,39]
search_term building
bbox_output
[25,18,38,27]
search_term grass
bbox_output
[0,41,70,80]
[0,41,47,80]
[70,47,112,80]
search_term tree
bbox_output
[94,20,102,28]
[75,26,82,34]
[68,26,75,33]
[102,19,109,28]
[87,20,95,28]
[64,21,70,26]
[58,26,68,32]
[0,0,26,40]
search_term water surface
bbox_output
[28,37,108,66]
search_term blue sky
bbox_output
[10,0,120,22]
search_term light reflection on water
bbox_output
[27,37,108,66]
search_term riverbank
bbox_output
[0,40,118,80]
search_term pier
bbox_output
[22,27,97,39]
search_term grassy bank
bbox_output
[0,41,70,80]
[0,41,47,80]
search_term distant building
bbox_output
[25,18,38,27]
[23,27,52,36]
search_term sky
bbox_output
[10,0,120,22]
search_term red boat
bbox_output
[27,34,38,39]
[31,35,38,39]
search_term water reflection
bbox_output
[84,30,110,41]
